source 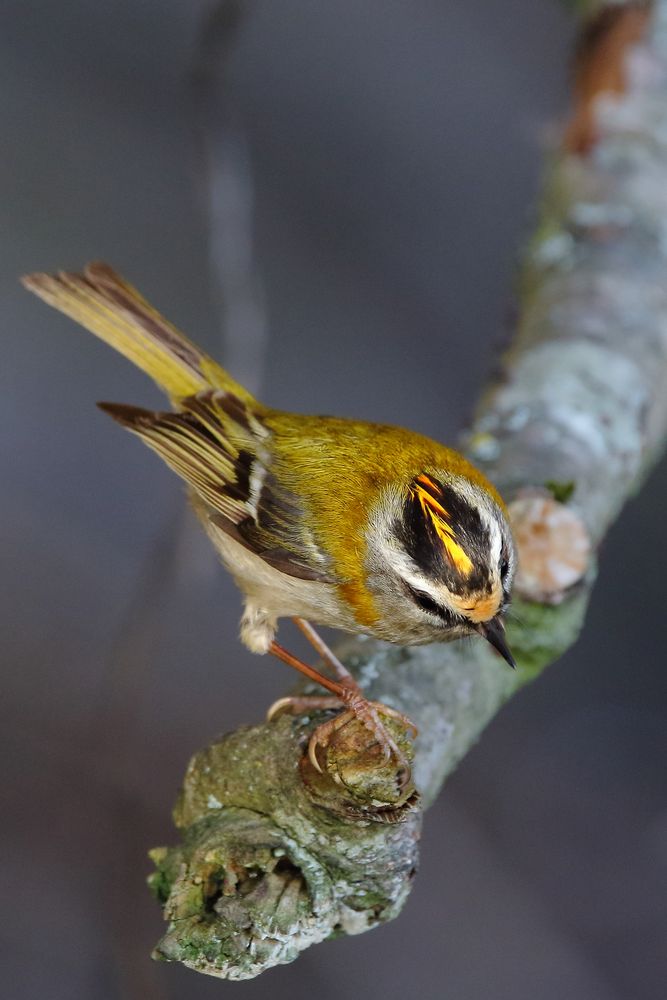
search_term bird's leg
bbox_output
[267,640,348,698]
[267,622,417,782]
[293,616,417,741]
[292,617,357,684]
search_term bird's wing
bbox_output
[100,389,336,583]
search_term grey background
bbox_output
[2,2,666,998]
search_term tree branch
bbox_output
[149,0,667,980]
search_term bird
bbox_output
[23,262,516,783]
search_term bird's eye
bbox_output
[407,585,446,619]
[500,556,510,580]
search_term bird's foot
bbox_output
[267,693,345,719]
[268,680,417,790]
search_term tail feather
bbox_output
[22,262,255,405]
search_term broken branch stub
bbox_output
[149,714,419,979]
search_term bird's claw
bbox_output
[267,687,417,786]
[267,693,343,723]
[307,696,416,785]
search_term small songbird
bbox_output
[24,263,516,779]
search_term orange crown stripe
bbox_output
[413,481,474,576]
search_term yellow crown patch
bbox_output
[412,475,474,576]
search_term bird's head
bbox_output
[364,471,516,664]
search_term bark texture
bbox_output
[149,0,667,979]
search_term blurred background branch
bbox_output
[192,0,269,398]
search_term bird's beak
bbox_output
[475,617,516,669]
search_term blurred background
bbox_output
[2,2,666,998]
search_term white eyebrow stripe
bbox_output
[474,497,504,582]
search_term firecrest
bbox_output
[24,263,516,780]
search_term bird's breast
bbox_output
[202,515,359,629]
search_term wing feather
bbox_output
[99,391,336,583]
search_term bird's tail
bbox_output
[22,261,255,404]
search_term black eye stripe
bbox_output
[410,588,440,615]
[406,584,456,625]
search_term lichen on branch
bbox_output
[149,713,420,979]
